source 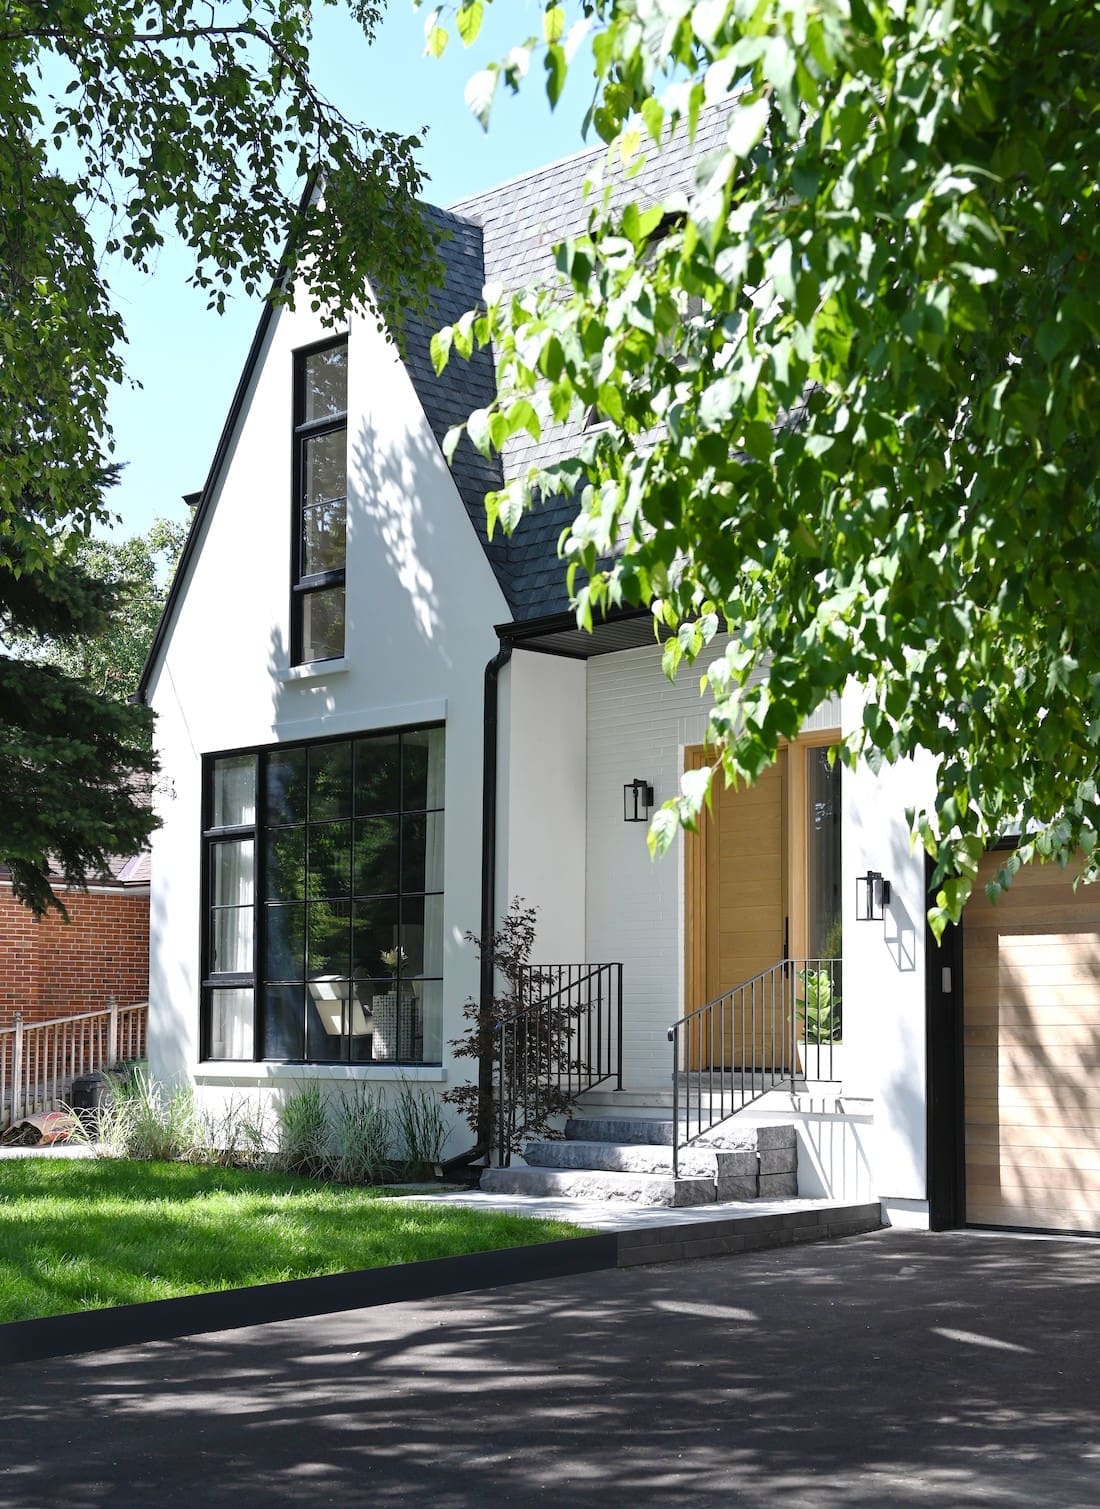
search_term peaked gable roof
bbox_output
[404,106,732,622]
[138,109,730,699]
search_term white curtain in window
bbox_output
[423,729,445,976]
[212,839,255,974]
[422,893,444,978]
[424,727,445,809]
[210,988,254,1059]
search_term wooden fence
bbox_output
[0,999,147,1130]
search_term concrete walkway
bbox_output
[0,1228,1095,1507]
[393,1187,865,1231]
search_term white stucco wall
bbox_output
[841,683,937,1214]
[146,293,511,1153]
[498,650,587,963]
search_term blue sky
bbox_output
[103,1,593,540]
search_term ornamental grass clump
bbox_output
[65,1071,454,1188]
[194,1094,273,1169]
[68,1069,203,1162]
[392,1079,449,1179]
[276,1083,333,1180]
[330,1083,393,1185]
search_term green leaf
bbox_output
[544,44,568,108]
[648,806,681,856]
[456,0,484,46]
[680,764,712,815]
[641,96,665,144]
[467,407,492,456]
[1036,314,1070,363]
[543,5,565,45]
[726,95,769,160]
[430,326,453,376]
[699,377,735,426]
[464,67,499,128]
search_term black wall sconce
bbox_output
[856,870,892,921]
[624,779,654,823]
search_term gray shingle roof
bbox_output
[402,105,735,621]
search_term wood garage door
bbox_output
[964,853,1100,1232]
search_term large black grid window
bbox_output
[202,726,445,1065]
[292,338,347,664]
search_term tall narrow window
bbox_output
[292,338,347,664]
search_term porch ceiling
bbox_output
[496,608,661,660]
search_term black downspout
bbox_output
[442,639,512,1172]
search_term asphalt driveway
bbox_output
[0,1228,1095,1507]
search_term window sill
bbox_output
[194,1063,447,1084]
[276,658,350,684]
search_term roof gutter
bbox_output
[493,603,649,648]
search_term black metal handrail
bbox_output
[495,962,623,1167]
[667,957,842,1176]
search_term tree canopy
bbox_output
[429,0,1100,932]
[0,479,162,914]
[2,0,438,912]
[3,0,437,564]
[3,517,187,702]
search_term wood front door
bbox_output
[684,735,840,1069]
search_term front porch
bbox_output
[483,955,874,1207]
[486,630,924,1221]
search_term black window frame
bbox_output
[291,334,348,666]
[200,723,445,1066]
[200,755,259,1062]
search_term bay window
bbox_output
[202,726,445,1065]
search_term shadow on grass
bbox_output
[0,1160,582,1322]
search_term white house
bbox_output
[138,118,1100,1238]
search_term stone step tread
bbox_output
[525,1139,758,1178]
[565,1117,797,1151]
[480,1166,718,1208]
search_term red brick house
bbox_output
[0,854,150,1029]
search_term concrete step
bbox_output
[526,1139,761,1200]
[696,1123,796,1152]
[564,1116,797,1152]
[527,1138,758,1180]
[513,1117,802,1204]
[565,1117,675,1146]
[480,1166,717,1207]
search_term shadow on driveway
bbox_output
[0,1229,1096,1507]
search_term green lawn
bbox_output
[0,1159,587,1324]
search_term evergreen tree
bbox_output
[1,479,157,915]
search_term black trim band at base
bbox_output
[0,1234,618,1369]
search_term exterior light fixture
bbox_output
[856,870,891,921]
[623,779,654,823]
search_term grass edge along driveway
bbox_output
[0,1158,588,1324]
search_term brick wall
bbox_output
[0,884,149,1027]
